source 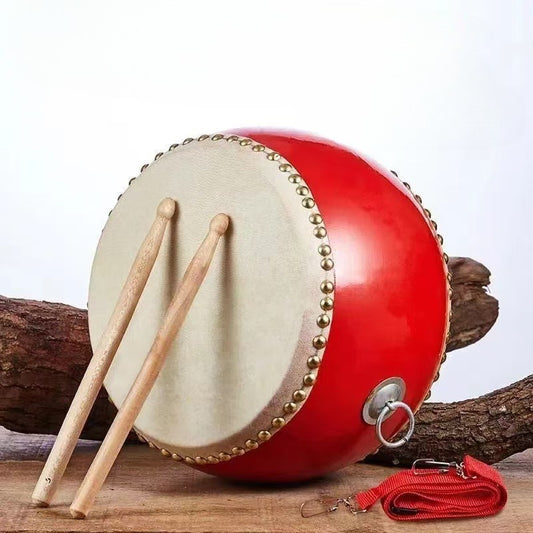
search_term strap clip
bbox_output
[300,496,367,518]
[411,458,477,479]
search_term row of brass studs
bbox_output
[127,133,334,465]
[390,171,452,401]
[367,171,452,458]
[282,163,334,411]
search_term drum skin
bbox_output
[191,130,449,482]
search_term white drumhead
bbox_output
[88,135,334,461]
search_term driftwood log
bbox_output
[0,256,531,465]
[369,375,533,466]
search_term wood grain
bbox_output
[0,446,530,532]
[445,257,499,352]
[0,256,499,442]
[369,375,533,466]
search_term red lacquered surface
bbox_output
[197,131,448,482]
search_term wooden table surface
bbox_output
[1,443,531,533]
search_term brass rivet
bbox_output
[316,314,330,328]
[169,143,179,150]
[227,135,239,142]
[320,297,334,311]
[289,174,302,184]
[207,455,220,464]
[240,139,252,146]
[449,289,453,299]
[320,280,334,294]
[140,163,149,172]
[303,373,316,386]
[283,402,297,414]
[309,213,323,224]
[437,234,444,245]
[279,163,292,172]
[171,453,182,461]
[431,220,438,231]
[258,430,271,441]
[232,447,245,456]
[313,335,327,349]
[195,456,207,465]
[321,258,334,271]
[183,138,194,144]
[272,417,285,428]
[148,441,157,449]
[424,390,431,401]
[160,448,171,457]
[403,181,411,190]
[219,452,232,462]
[313,226,327,238]
[245,439,259,449]
[267,152,280,161]
[128,177,136,185]
[447,272,452,282]
[252,144,265,151]
[433,371,440,382]
[184,456,195,465]
[296,185,309,196]
[390,170,398,177]
[302,198,316,209]
[307,355,321,369]
[318,244,331,256]
[154,152,164,160]
[293,389,306,402]
[441,353,447,363]
[424,208,432,218]
[443,253,449,263]
[212,134,224,141]
[198,134,210,141]
[414,194,423,204]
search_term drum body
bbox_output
[88,130,449,483]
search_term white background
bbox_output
[0,1,531,402]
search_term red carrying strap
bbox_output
[355,456,507,521]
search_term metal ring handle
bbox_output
[375,400,415,449]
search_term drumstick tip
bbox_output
[210,214,230,235]
[70,507,87,519]
[157,198,176,220]
[31,497,49,508]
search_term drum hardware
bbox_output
[375,401,415,449]
[31,197,176,507]
[362,377,406,424]
[69,213,230,519]
[362,377,415,448]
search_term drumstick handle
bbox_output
[70,214,229,519]
[31,198,176,507]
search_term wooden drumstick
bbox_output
[31,198,176,507]
[69,213,230,519]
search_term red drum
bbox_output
[88,131,450,483]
